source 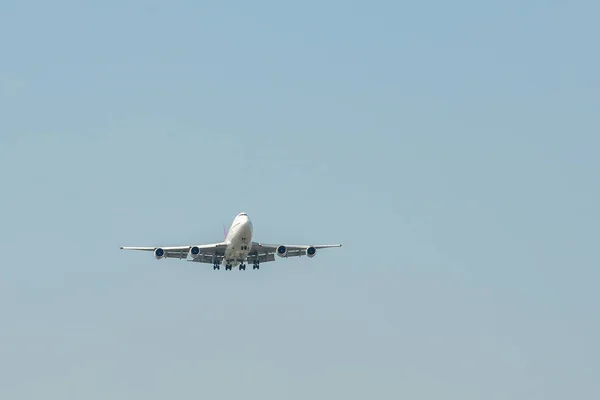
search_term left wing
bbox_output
[120,242,227,262]
[247,242,342,262]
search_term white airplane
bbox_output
[120,212,342,270]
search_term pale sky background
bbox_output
[1,1,599,399]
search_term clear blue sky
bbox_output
[1,1,599,399]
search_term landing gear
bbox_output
[253,261,260,270]
[213,264,220,270]
[225,264,232,271]
[239,264,246,271]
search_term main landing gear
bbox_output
[216,260,258,271]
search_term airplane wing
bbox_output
[120,242,342,265]
[120,242,228,261]
[246,242,342,263]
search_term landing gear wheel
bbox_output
[225,265,232,271]
[239,264,246,270]
[213,265,220,270]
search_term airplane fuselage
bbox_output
[223,213,253,267]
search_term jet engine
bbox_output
[276,245,288,258]
[189,246,201,258]
[306,246,316,258]
[154,247,166,259]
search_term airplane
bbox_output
[120,212,342,270]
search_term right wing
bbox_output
[120,242,228,261]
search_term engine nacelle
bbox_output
[306,246,316,258]
[189,246,201,259]
[276,245,288,258]
[154,247,166,259]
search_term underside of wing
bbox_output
[249,242,342,261]
[121,240,341,265]
[121,243,227,261]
